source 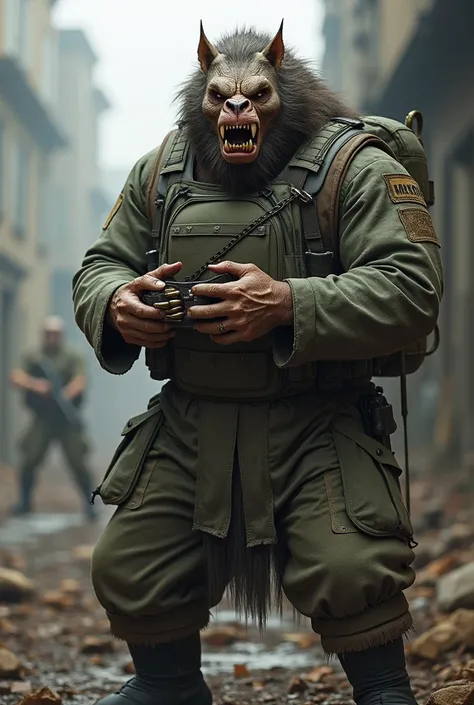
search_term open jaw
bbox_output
[219,123,259,161]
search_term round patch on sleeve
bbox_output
[398,208,440,246]
[102,193,124,230]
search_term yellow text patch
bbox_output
[398,208,440,246]
[383,175,426,206]
[103,193,124,230]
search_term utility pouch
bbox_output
[140,274,236,327]
[90,403,163,508]
[304,251,337,278]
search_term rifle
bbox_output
[25,358,82,429]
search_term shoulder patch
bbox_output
[383,174,426,206]
[102,193,124,230]
[398,208,440,247]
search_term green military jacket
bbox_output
[22,345,85,384]
[72,135,443,546]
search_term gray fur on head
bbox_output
[176,26,357,195]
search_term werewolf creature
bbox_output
[73,21,443,705]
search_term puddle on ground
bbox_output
[201,609,322,674]
[0,513,86,546]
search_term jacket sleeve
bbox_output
[72,147,159,375]
[273,146,444,367]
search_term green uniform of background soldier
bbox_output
[10,316,96,519]
[73,22,443,705]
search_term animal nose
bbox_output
[225,98,250,114]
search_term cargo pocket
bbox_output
[93,404,163,508]
[332,418,413,542]
[324,469,358,535]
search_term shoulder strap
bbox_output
[145,129,178,222]
[316,131,394,257]
[283,118,394,262]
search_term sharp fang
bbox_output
[220,126,225,139]
[224,140,229,152]
[251,124,257,138]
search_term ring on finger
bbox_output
[218,321,226,334]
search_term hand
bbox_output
[108,262,183,348]
[32,379,51,396]
[188,261,293,345]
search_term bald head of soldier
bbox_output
[42,316,64,351]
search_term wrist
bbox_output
[274,281,293,326]
[105,303,118,331]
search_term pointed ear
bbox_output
[198,21,220,73]
[261,20,285,69]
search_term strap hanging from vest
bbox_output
[283,119,366,253]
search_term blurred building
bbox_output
[0,0,65,463]
[48,29,110,343]
[47,29,128,467]
[322,0,474,472]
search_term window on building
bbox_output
[11,139,31,238]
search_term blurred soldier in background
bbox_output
[9,316,96,519]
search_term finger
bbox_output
[148,261,183,280]
[193,319,235,335]
[207,261,252,278]
[119,292,169,320]
[118,315,173,335]
[191,281,235,299]
[187,301,232,320]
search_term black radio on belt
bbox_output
[359,387,397,444]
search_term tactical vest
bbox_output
[144,117,437,401]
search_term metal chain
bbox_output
[184,187,307,282]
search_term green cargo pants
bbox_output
[91,384,416,654]
[18,416,93,506]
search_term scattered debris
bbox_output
[287,676,308,695]
[233,664,250,679]
[426,684,474,705]
[0,648,22,679]
[202,625,248,646]
[80,636,116,655]
[18,687,62,705]
[438,563,474,612]
[409,610,474,660]
[0,569,34,604]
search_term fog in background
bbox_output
[54,1,324,170]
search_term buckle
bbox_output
[290,186,313,203]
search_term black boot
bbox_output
[339,638,418,704]
[94,633,212,705]
[11,467,34,516]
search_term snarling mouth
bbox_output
[219,123,259,154]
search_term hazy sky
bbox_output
[53,1,325,170]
